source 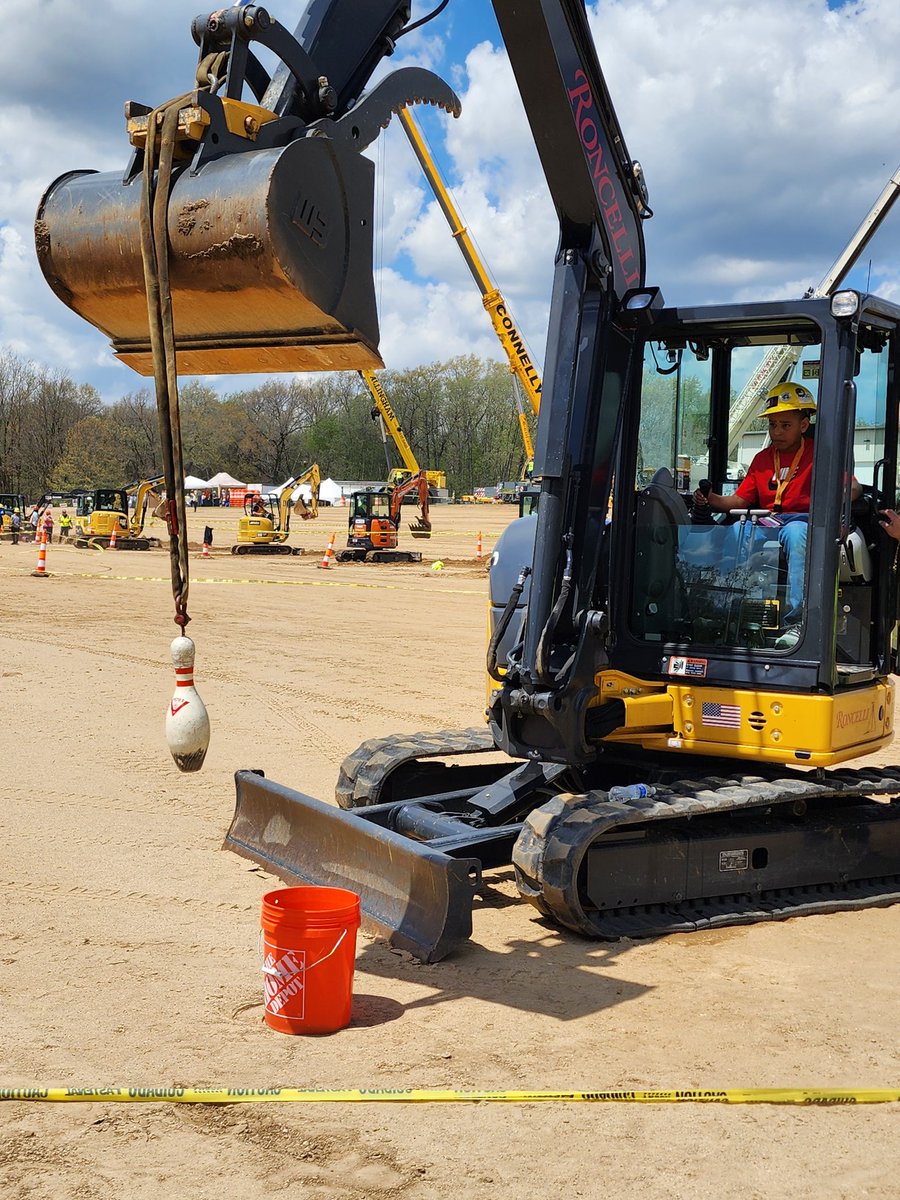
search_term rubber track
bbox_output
[335,727,496,809]
[513,764,900,938]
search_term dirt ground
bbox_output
[1,501,898,1199]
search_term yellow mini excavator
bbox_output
[232,465,320,555]
[72,477,164,550]
[36,0,900,962]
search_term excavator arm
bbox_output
[389,470,431,538]
[128,475,166,536]
[485,0,651,766]
[36,0,648,764]
[291,463,321,521]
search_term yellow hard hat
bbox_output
[760,381,817,416]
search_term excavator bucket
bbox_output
[408,518,432,539]
[35,135,383,375]
[226,770,480,962]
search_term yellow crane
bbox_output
[359,369,447,492]
[399,105,541,473]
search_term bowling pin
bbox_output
[165,636,210,772]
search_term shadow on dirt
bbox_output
[353,924,650,1021]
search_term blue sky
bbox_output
[3,0,900,401]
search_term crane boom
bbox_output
[728,162,900,458]
[398,106,542,420]
[359,369,447,491]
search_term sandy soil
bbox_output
[1,502,898,1199]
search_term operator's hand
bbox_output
[692,486,711,508]
[879,509,900,541]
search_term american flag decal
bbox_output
[701,702,741,729]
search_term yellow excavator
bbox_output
[72,477,164,550]
[36,0,900,963]
[232,464,320,555]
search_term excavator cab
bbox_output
[591,293,898,763]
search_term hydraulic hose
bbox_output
[487,565,531,681]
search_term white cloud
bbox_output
[4,0,900,403]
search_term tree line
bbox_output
[0,350,532,500]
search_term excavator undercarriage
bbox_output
[227,733,900,960]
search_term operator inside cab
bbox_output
[689,382,860,649]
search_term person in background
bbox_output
[10,508,21,545]
[29,506,40,538]
[60,509,72,542]
[43,508,54,543]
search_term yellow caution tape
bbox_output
[60,573,486,595]
[1,1088,897,1105]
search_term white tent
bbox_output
[206,471,246,488]
[183,474,209,489]
[320,477,346,505]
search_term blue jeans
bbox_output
[771,514,808,625]
[678,514,808,626]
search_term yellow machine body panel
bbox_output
[596,670,895,767]
[75,511,127,539]
[235,515,287,545]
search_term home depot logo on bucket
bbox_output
[263,945,306,1020]
[260,886,361,1035]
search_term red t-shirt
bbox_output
[735,439,814,513]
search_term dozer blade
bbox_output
[35,134,383,376]
[226,770,480,962]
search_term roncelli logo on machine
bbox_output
[567,69,642,292]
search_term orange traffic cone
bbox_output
[318,531,337,570]
[32,529,49,578]
[108,525,118,550]
[476,530,483,559]
[201,541,210,558]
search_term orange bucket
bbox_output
[260,886,360,1035]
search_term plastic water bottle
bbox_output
[608,783,657,801]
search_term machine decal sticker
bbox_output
[665,656,707,678]
[701,702,742,729]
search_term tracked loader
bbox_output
[37,0,900,961]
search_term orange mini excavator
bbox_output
[336,470,431,564]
